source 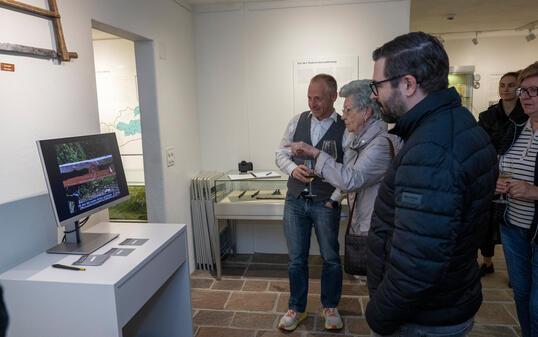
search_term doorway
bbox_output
[91,28,147,221]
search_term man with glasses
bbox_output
[364,32,498,337]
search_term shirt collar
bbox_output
[309,109,337,123]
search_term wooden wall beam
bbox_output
[0,0,58,18]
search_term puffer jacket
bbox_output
[365,88,498,335]
[478,99,526,152]
[315,119,400,233]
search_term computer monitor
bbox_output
[37,133,130,254]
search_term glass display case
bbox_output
[214,170,289,220]
[449,65,475,113]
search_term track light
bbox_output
[526,29,536,42]
[471,32,479,45]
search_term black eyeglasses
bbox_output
[369,74,407,96]
[516,87,538,98]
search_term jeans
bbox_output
[501,224,538,337]
[283,195,342,312]
[370,317,474,337]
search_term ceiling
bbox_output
[184,0,538,36]
[410,0,538,34]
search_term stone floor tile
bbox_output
[482,289,514,302]
[475,302,518,324]
[276,293,324,315]
[481,270,511,289]
[469,324,518,336]
[256,330,303,337]
[341,283,369,296]
[195,326,256,337]
[306,332,353,337]
[514,326,521,336]
[191,269,213,278]
[246,264,289,279]
[276,293,289,313]
[308,281,321,295]
[244,280,269,291]
[232,312,277,329]
[191,289,231,310]
[346,317,371,335]
[269,280,290,292]
[295,315,317,331]
[226,292,278,311]
[212,279,245,290]
[253,253,289,264]
[504,303,518,322]
[305,295,323,314]
[309,266,322,280]
[221,264,248,278]
[191,278,214,289]
[308,255,324,266]
[338,297,362,316]
[193,310,234,326]
[222,254,252,264]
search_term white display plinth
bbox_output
[0,222,192,337]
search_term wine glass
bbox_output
[303,159,316,197]
[322,140,337,161]
[495,154,513,204]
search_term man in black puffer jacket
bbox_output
[365,32,498,337]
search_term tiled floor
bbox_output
[190,245,521,337]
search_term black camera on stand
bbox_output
[238,161,253,173]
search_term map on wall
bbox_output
[100,105,141,153]
[96,72,142,156]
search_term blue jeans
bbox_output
[283,195,342,312]
[501,224,538,337]
[370,317,474,337]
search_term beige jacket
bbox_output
[315,119,400,234]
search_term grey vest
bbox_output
[287,111,345,202]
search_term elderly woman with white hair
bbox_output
[288,79,400,276]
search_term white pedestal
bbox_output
[0,222,193,337]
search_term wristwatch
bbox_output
[328,198,339,208]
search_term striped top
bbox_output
[506,121,538,229]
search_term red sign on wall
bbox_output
[1,63,15,72]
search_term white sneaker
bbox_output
[322,307,343,330]
[278,309,307,331]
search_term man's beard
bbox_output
[378,90,407,123]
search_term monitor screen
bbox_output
[38,133,129,227]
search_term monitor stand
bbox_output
[47,220,118,255]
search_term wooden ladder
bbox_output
[0,0,78,62]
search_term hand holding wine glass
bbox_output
[303,159,316,197]
[495,154,512,204]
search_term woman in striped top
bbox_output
[496,61,538,337]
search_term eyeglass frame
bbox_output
[516,86,538,98]
[369,74,408,96]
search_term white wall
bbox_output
[194,0,410,254]
[444,34,538,117]
[0,0,199,273]
[195,0,410,172]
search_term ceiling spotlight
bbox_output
[472,32,479,45]
[526,29,536,42]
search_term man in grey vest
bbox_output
[276,74,347,331]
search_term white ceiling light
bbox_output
[526,29,536,42]
[472,32,479,45]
